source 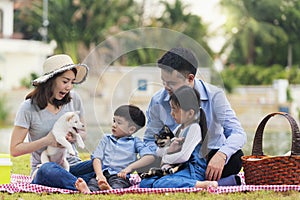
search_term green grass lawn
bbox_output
[1,154,299,200]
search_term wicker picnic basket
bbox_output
[241,112,300,185]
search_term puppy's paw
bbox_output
[140,172,150,179]
[168,168,175,174]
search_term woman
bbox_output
[10,54,94,190]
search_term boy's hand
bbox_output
[96,174,106,183]
[96,175,112,190]
[117,167,132,179]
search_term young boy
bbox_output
[75,105,155,193]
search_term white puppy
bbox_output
[40,111,85,171]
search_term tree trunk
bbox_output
[287,43,292,68]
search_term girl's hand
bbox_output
[167,137,185,154]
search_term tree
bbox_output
[157,0,212,55]
[278,0,300,67]
[219,0,297,66]
[14,0,212,66]
[15,0,140,60]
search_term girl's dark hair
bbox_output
[170,85,207,138]
[26,68,77,109]
[114,105,146,130]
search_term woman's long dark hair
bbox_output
[170,85,208,140]
[26,68,77,109]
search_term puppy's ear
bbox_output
[164,125,170,133]
[154,134,159,140]
[66,113,75,122]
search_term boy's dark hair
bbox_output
[114,105,146,130]
[157,47,198,76]
[170,85,207,139]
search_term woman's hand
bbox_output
[45,131,68,148]
[65,132,76,143]
[44,132,57,146]
[46,131,77,147]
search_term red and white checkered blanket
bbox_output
[0,173,299,194]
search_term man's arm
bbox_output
[206,90,246,181]
[213,90,246,160]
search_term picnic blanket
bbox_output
[0,173,299,194]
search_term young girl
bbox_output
[140,85,218,189]
[10,54,94,190]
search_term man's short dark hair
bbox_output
[157,47,198,76]
[114,105,146,129]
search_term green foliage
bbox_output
[221,64,300,92]
[157,0,211,54]
[218,69,239,93]
[286,87,293,102]
[14,0,212,65]
[220,0,300,67]
[20,72,39,89]
[286,66,300,84]
[0,96,9,126]
[16,0,142,58]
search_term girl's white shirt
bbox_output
[156,123,202,164]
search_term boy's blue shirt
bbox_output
[92,134,154,175]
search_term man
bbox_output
[144,47,246,181]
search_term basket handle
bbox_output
[252,112,300,156]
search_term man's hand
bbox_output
[205,151,226,181]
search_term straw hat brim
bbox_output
[32,63,88,86]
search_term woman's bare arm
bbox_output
[10,126,56,157]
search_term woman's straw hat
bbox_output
[32,54,89,86]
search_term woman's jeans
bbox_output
[31,160,94,190]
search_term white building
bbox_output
[0,0,56,90]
